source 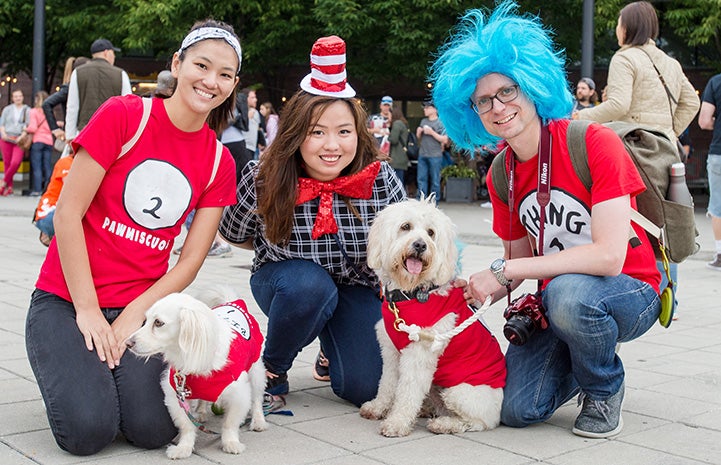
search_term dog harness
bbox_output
[382,287,507,389]
[169,299,263,402]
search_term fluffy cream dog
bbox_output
[126,289,267,459]
[360,197,506,437]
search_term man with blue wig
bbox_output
[432,0,662,438]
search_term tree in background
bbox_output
[2,0,720,101]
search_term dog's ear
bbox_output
[367,214,386,271]
[177,305,216,371]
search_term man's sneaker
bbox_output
[707,254,721,271]
[266,371,289,396]
[206,241,232,258]
[572,382,624,439]
[312,350,330,382]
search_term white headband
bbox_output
[178,27,242,73]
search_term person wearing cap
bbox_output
[152,70,175,98]
[25,19,241,455]
[572,77,598,112]
[431,0,661,439]
[367,95,393,153]
[220,35,406,408]
[63,38,132,142]
[415,99,448,202]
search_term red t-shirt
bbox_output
[382,287,507,389]
[488,119,661,293]
[36,95,237,307]
[169,299,263,402]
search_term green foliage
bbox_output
[441,164,478,180]
[4,1,721,97]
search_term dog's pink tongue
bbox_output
[405,257,423,275]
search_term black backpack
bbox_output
[403,130,419,160]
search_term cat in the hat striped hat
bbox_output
[218,35,407,409]
[300,35,356,98]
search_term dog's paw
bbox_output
[426,416,469,434]
[360,400,388,420]
[221,439,246,455]
[249,415,268,432]
[166,443,193,460]
[379,418,413,437]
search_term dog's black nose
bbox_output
[412,240,427,254]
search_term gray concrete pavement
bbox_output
[1,192,720,465]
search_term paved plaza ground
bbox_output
[0,191,720,465]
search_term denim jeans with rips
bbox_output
[250,259,382,407]
[25,290,177,456]
[500,273,660,428]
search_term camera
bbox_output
[502,292,548,346]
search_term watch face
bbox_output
[491,259,504,271]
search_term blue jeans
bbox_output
[250,259,382,407]
[25,290,177,455]
[35,210,55,237]
[30,142,53,193]
[393,168,405,185]
[416,156,442,201]
[501,273,660,428]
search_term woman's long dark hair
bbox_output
[256,91,379,244]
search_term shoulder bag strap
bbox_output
[119,97,153,158]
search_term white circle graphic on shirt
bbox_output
[124,159,192,230]
[518,189,591,254]
[215,305,252,340]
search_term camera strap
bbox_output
[507,124,552,303]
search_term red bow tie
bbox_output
[296,161,381,239]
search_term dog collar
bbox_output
[384,285,439,304]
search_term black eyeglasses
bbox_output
[470,85,520,115]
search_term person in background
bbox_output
[22,91,54,195]
[574,0,700,314]
[25,19,240,455]
[388,105,409,184]
[64,38,132,142]
[572,77,599,112]
[415,99,448,202]
[219,35,406,407]
[34,153,74,246]
[431,0,661,439]
[240,87,262,161]
[260,101,279,149]
[698,72,721,271]
[367,95,393,153]
[0,89,30,196]
[43,56,90,146]
[152,70,175,98]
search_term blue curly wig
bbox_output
[430,0,573,151]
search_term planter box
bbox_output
[444,177,474,203]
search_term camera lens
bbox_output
[503,314,536,346]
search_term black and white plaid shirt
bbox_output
[219,161,407,288]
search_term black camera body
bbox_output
[502,292,548,346]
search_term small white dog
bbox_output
[126,288,267,459]
[360,197,506,437]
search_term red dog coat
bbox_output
[382,287,506,389]
[169,299,263,402]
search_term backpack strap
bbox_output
[565,120,593,191]
[206,140,223,190]
[490,147,510,204]
[119,97,152,158]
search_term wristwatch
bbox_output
[490,258,512,286]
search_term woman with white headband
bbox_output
[25,19,240,455]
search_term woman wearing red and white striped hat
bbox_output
[220,35,406,407]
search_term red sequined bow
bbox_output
[296,161,381,239]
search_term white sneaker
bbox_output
[207,242,232,258]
